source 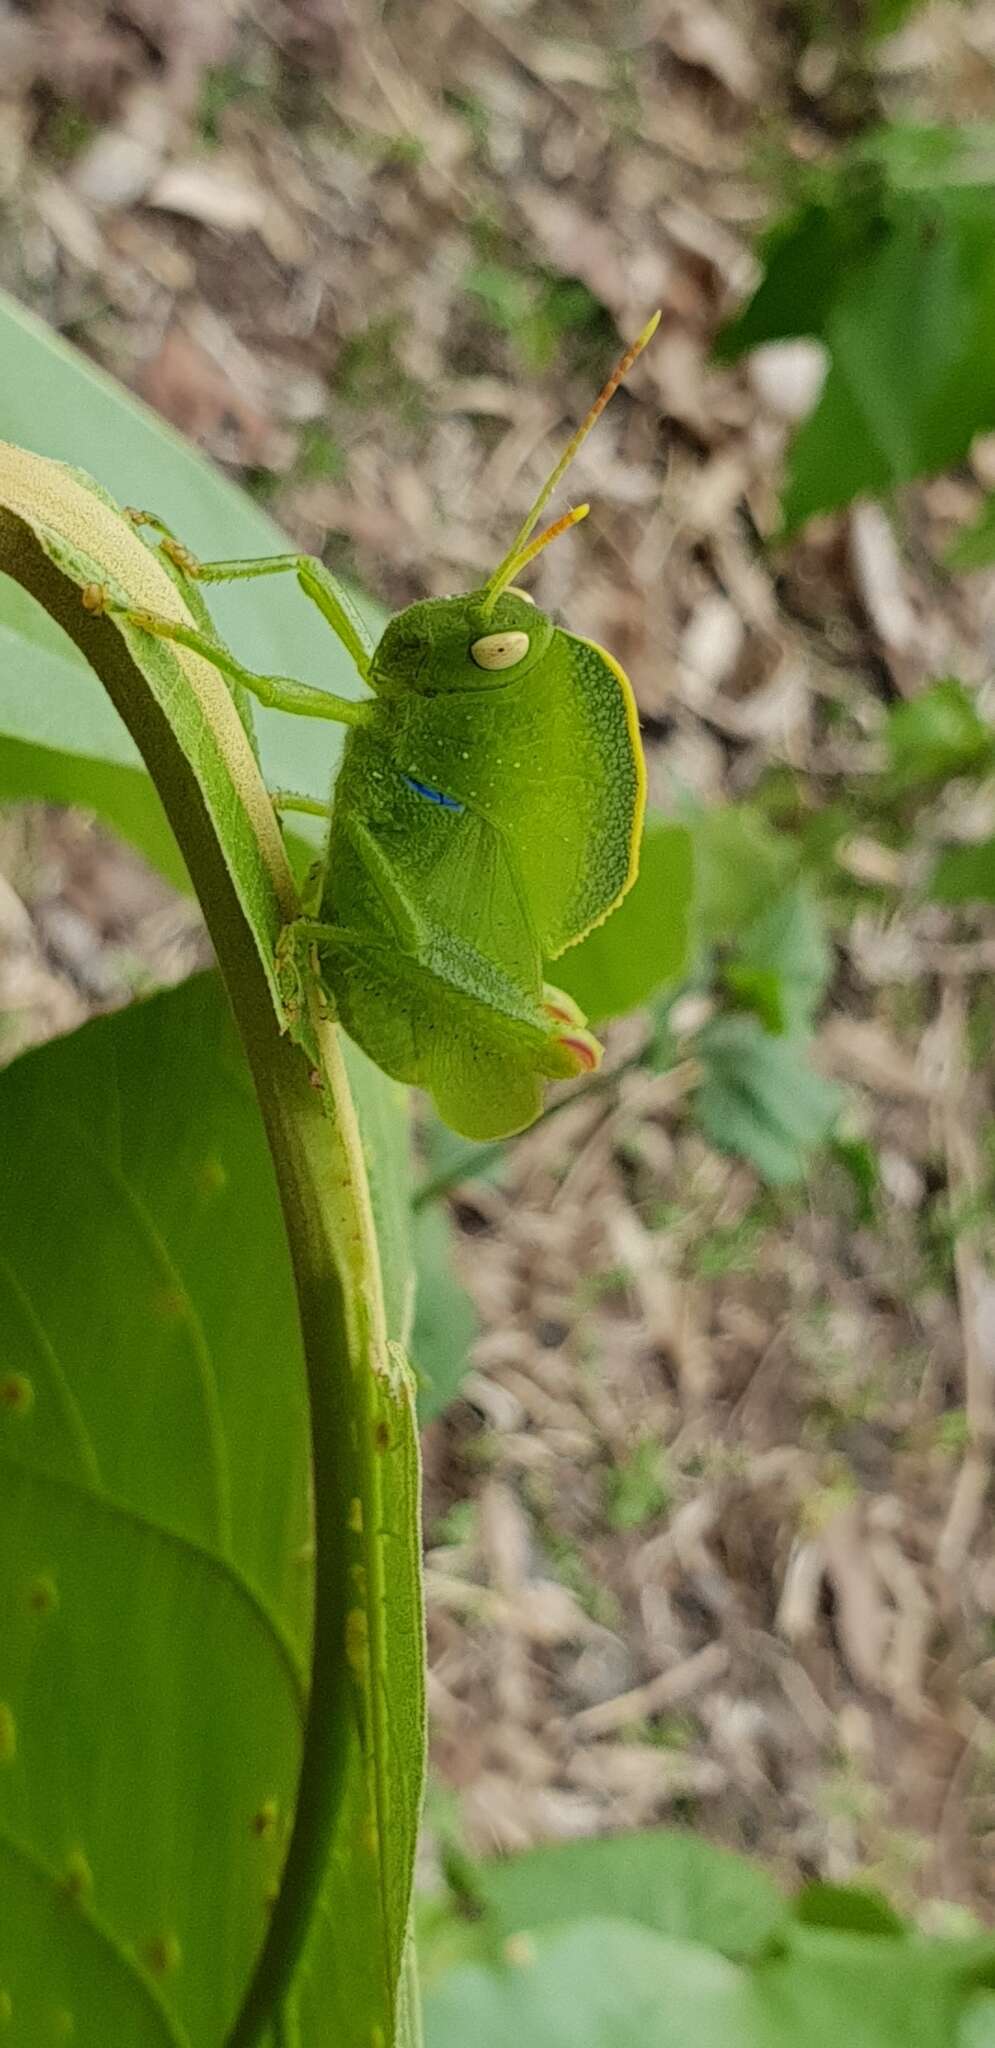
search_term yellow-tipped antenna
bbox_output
[498,503,589,587]
[482,309,660,615]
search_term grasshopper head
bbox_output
[369,587,553,697]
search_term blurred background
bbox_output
[2,0,995,1927]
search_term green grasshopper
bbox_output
[87,314,657,1139]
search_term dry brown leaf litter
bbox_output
[1,0,995,1920]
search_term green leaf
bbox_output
[0,974,311,2046]
[555,817,693,1024]
[423,1841,995,2048]
[948,493,995,570]
[885,680,995,789]
[714,202,851,359]
[961,1992,995,2047]
[412,1204,478,1422]
[722,963,784,1034]
[717,140,995,530]
[867,0,926,33]
[0,288,381,875]
[426,1910,995,2048]
[0,577,190,888]
[0,972,423,2048]
[690,806,797,943]
[725,884,833,1035]
[469,1830,786,1962]
[785,200,995,531]
[754,1925,992,2048]
[696,1016,842,1182]
[424,1919,763,2048]
[830,1136,881,1225]
[604,1437,671,1531]
[931,836,995,903]
[794,1883,907,1938]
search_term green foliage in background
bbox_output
[866,0,926,35]
[555,801,839,1184]
[421,1829,995,2048]
[885,680,995,793]
[717,124,995,534]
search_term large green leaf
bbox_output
[0,575,189,887]
[0,972,421,2047]
[0,444,305,1029]
[0,975,310,2045]
[0,288,382,872]
[424,1915,992,2048]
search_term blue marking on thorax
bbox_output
[402,773,464,813]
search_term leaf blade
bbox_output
[0,285,382,870]
[556,817,693,1023]
[0,979,313,2044]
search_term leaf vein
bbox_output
[0,1821,193,2048]
[0,1249,101,1487]
[0,1445,307,1714]
[40,1099,233,1554]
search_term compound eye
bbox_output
[470,630,530,671]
